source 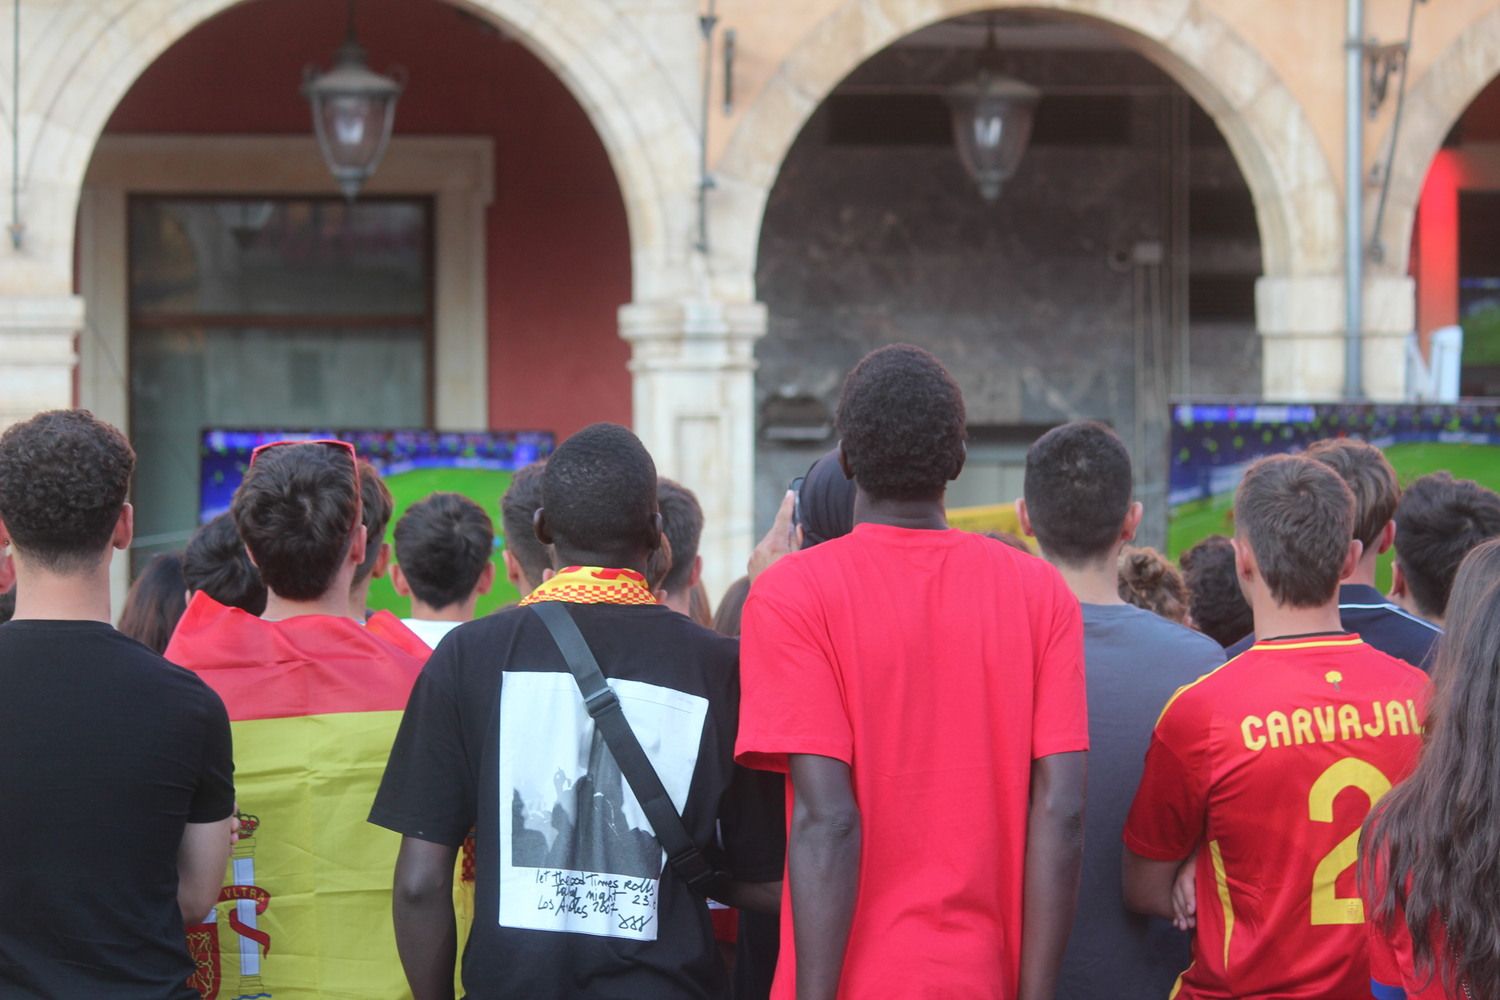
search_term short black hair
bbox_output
[500,461,550,583]
[1305,438,1399,549]
[1023,421,1133,564]
[394,492,495,610]
[542,424,658,553]
[1179,534,1253,649]
[353,460,393,587]
[1393,472,1500,619]
[183,512,267,616]
[1235,454,1355,608]
[657,478,704,595]
[117,552,188,654]
[834,344,966,501]
[0,410,135,573]
[231,443,359,602]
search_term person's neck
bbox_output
[410,595,478,623]
[10,558,115,624]
[852,491,948,531]
[1050,550,1125,606]
[551,547,650,579]
[1250,597,1345,642]
[262,565,362,622]
[1344,554,1380,589]
[347,577,375,620]
[661,588,692,617]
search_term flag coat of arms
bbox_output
[166,593,427,999]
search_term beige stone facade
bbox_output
[4,0,1500,591]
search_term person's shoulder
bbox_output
[1111,604,1225,658]
[115,631,226,708]
[1349,640,1431,689]
[1088,604,1224,676]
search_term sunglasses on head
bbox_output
[248,438,361,491]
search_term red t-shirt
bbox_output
[1124,635,1429,999]
[1365,868,1467,1000]
[735,524,1087,1000]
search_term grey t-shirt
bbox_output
[1057,603,1225,1000]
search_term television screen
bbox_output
[200,428,554,616]
[1166,401,1500,589]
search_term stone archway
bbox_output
[15,0,699,302]
[713,0,1340,292]
[1368,3,1500,278]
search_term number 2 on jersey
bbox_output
[1307,757,1391,925]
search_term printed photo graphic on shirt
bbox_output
[497,671,708,941]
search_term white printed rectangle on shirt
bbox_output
[497,670,709,940]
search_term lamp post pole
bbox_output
[1345,0,1365,400]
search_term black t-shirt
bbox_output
[370,603,781,1000]
[0,620,235,999]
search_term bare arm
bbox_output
[1122,846,1189,921]
[788,754,860,1000]
[712,879,782,915]
[178,818,233,924]
[1019,751,1086,1000]
[392,836,460,1000]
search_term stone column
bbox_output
[1257,275,1416,401]
[620,298,767,606]
[0,294,82,428]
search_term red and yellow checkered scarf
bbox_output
[518,566,658,607]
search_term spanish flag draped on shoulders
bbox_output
[166,591,428,1000]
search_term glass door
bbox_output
[128,196,433,569]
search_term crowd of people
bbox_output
[1,343,1499,1000]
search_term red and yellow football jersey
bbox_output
[1124,635,1429,999]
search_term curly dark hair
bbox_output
[394,492,495,610]
[0,410,135,572]
[834,345,966,501]
[657,478,704,596]
[183,513,267,615]
[1361,538,1500,997]
[500,461,551,585]
[1179,534,1253,649]
[231,443,360,602]
[1393,472,1500,620]
[542,424,658,554]
[1023,421,1133,565]
[1117,546,1189,624]
[118,552,188,654]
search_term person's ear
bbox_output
[532,508,553,546]
[646,512,663,552]
[372,542,391,580]
[540,566,556,583]
[1122,501,1144,543]
[347,521,367,569]
[1016,498,1035,538]
[113,503,135,552]
[951,441,967,482]
[1340,539,1363,582]
[837,442,853,480]
[1389,561,1409,599]
[1231,535,1257,583]
[502,549,524,589]
[475,561,496,596]
[1376,520,1396,557]
[688,555,703,590]
[390,563,412,598]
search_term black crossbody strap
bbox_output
[530,601,726,898]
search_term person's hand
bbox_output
[1171,851,1197,931]
[748,491,803,581]
[229,804,242,847]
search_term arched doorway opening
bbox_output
[749,11,1263,547]
[75,0,634,579]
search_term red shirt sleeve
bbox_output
[734,563,852,773]
[1366,916,1408,1000]
[1123,689,1209,862]
[1030,565,1088,759]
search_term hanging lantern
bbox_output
[302,1,405,201]
[945,22,1039,202]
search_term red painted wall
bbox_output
[103,0,633,438]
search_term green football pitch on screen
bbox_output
[362,467,520,619]
[1166,441,1500,593]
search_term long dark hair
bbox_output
[1360,537,1500,998]
[118,552,188,655]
